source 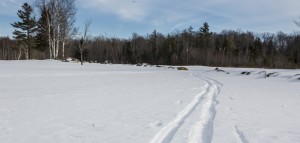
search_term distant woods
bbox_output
[1,1,300,68]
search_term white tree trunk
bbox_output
[51,38,56,59]
[25,45,29,60]
[62,41,65,59]
[49,41,52,59]
[55,24,60,59]
[46,6,53,59]
[48,32,53,59]
[18,46,22,60]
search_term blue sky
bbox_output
[1,0,300,38]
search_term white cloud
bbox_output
[0,0,37,16]
[78,0,152,21]
[78,0,300,33]
[210,0,300,32]
[2,0,299,38]
[0,0,23,16]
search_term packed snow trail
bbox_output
[150,74,222,143]
[187,74,222,143]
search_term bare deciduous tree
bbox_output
[77,20,91,65]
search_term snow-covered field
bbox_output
[0,60,299,143]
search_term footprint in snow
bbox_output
[146,120,163,129]
[226,107,233,114]
[150,120,163,127]
[154,120,163,127]
[175,100,182,104]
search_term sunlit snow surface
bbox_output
[0,60,299,143]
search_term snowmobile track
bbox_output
[150,73,222,143]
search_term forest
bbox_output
[1,0,300,68]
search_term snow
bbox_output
[0,60,299,143]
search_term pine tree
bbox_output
[200,22,211,36]
[199,22,214,65]
[11,2,37,59]
[35,6,49,52]
[150,30,158,64]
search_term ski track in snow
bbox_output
[149,73,222,143]
[234,126,249,143]
[187,75,222,143]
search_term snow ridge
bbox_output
[150,74,222,143]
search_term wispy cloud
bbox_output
[209,0,300,32]
[0,0,23,16]
[78,0,300,33]
[78,0,152,22]
[1,0,300,38]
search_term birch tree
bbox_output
[59,0,77,59]
[36,0,76,59]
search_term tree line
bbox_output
[1,1,300,68]
[74,27,300,68]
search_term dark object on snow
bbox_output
[266,72,278,78]
[156,65,163,68]
[295,74,300,76]
[241,71,251,75]
[177,67,188,70]
[136,63,142,66]
[215,67,225,72]
[142,63,149,67]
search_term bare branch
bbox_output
[294,17,300,27]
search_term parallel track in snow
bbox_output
[149,73,222,143]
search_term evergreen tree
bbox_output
[200,22,211,36]
[122,41,134,64]
[11,2,37,59]
[199,22,214,65]
[150,30,158,64]
[254,37,263,58]
[35,6,49,52]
